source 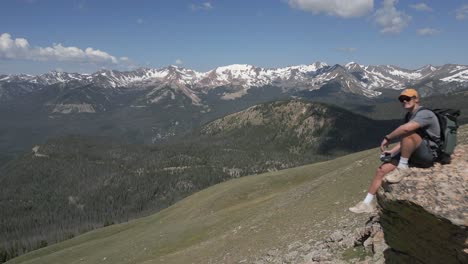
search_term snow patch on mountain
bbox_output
[449,66,468,73]
[345,62,364,71]
[52,103,96,114]
[387,69,421,79]
[285,62,328,73]
[441,69,468,82]
[147,89,175,104]
[220,89,248,100]
[145,82,203,106]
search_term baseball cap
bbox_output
[398,88,418,99]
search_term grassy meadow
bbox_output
[8,147,383,264]
[9,124,468,264]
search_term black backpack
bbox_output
[406,107,460,164]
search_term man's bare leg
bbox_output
[400,132,422,159]
[386,132,423,183]
[349,162,397,213]
[368,162,397,195]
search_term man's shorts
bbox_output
[391,139,437,168]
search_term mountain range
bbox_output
[1,61,467,168]
[1,62,467,114]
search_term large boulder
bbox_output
[377,144,468,263]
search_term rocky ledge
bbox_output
[377,144,468,263]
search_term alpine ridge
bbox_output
[1,62,467,109]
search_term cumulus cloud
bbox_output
[456,5,468,20]
[175,59,183,65]
[417,27,440,36]
[287,0,373,18]
[410,3,432,12]
[0,33,31,60]
[336,47,357,52]
[190,2,213,11]
[374,0,411,33]
[0,33,128,65]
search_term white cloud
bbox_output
[374,0,411,33]
[410,3,432,12]
[0,33,128,65]
[0,33,31,59]
[137,18,144,24]
[175,59,183,65]
[456,4,468,20]
[288,0,373,18]
[417,27,440,36]
[336,47,357,52]
[190,2,213,11]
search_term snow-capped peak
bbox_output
[214,64,256,75]
[283,62,328,73]
[345,62,364,71]
[1,62,467,102]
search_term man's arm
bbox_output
[380,121,421,152]
[386,121,421,140]
[388,142,401,155]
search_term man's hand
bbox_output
[380,137,389,152]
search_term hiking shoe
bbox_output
[385,167,412,183]
[349,201,375,214]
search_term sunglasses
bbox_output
[399,96,415,103]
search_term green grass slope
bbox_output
[9,124,468,264]
[8,146,383,264]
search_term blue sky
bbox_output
[1,0,468,74]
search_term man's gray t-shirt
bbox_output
[407,106,441,147]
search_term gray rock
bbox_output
[288,241,303,251]
[284,251,299,262]
[328,230,344,242]
[377,145,468,264]
[267,249,279,257]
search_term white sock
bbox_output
[363,193,374,204]
[398,157,409,169]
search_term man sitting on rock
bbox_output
[349,88,441,214]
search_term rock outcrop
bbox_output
[252,215,388,264]
[377,144,468,263]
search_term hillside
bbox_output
[199,100,398,154]
[6,144,383,264]
[0,100,398,261]
[9,124,466,264]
